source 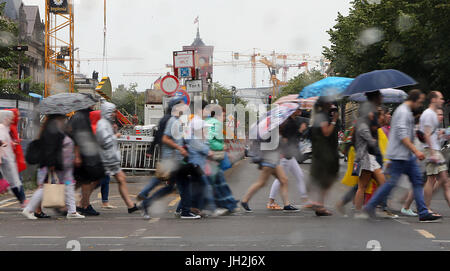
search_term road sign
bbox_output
[186,80,203,93]
[172,89,191,106]
[173,50,196,79]
[179,67,191,78]
[160,75,179,95]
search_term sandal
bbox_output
[267,202,283,210]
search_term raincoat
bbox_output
[96,102,121,172]
[0,111,22,188]
[5,109,26,172]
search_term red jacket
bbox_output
[5,108,26,172]
[89,110,101,134]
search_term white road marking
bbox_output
[432,240,450,243]
[141,236,181,239]
[148,218,160,224]
[79,236,127,239]
[109,249,124,251]
[17,236,66,239]
[31,244,59,246]
[415,229,436,239]
[394,219,410,225]
[129,228,147,237]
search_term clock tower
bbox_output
[182,27,214,94]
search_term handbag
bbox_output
[219,153,232,171]
[42,171,66,208]
[351,161,362,177]
[211,151,225,161]
[155,161,171,180]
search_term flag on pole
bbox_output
[194,16,199,24]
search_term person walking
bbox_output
[362,90,442,222]
[90,110,115,209]
[309,97,340,216]
[67,96,106,216]
[95,102,138,214]
[205,107,239,213]
[0,110,27,207]
[240,107,299,213]
[420,91,450,210]
[266,108,310,209]
[21,114,85,220]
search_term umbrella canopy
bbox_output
[274,95,318,109]
[349,88,408,103]
[299,77,354,99]
[40,93,98,115]
[249,102,300,140]
[342,69,417,96]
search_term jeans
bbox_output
[138,177,161,199]
[142,179,175,209]
[96,175,110,203]
[191,175,217,211]
[173,169,192,215]
[365,157,430,218]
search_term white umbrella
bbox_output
[349,88,407,103]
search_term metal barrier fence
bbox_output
[117,138,246,172]
[118,139,160,171]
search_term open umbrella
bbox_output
[274,95,318,109]
[349,88,407,103]
[342,69,417,96]
[40,93,98,115]
[274,94,300,105]
[299,77,354,99]
[249,102,300,140]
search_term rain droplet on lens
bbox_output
[358,28,384,47]
[387,42,404,57]
[397,14,415,32]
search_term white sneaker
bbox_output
[354,212,369,219]
[212,208,229,217]
[401,208,418,217]
[66,212,85,219]
[22,209,37,220]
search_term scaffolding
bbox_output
[44,0,74,97]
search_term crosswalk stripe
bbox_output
[415,229,435,239]
[168,196,180,207]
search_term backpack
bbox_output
[147,115,171,156]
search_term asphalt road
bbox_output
[0,158,450,251]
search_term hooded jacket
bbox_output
[5,109,26,172]
[96,102,121,167]
[89,110,102,134]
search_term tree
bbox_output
[279,70,325,97]
[0,2,30,96]
[323,0,450,98]
[112,83,145,125]
[212,82,247,109]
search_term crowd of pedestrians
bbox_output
[0,89,449,224]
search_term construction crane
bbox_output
[45,0,75,97]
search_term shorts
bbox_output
[362,154,381,172]
[424,149,448,176]
[104,164,121,176]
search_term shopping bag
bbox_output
[155,161,171,181]
[219,153,232,171]
[42,171,65,208]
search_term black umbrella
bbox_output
[40,93,98,115]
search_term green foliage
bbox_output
[0,2,20,71]
[279,70,325,97]
[212,82,247,109]
[323,0,450,98]
[112,83,145,125]
[0,76,31,96]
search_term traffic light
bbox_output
[268,95,272,104]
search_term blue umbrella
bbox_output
[349,88,407,103]
[28,93,43,100]
[342,69,417,96]
[299,77,354,99]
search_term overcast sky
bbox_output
[23,0,352,92]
